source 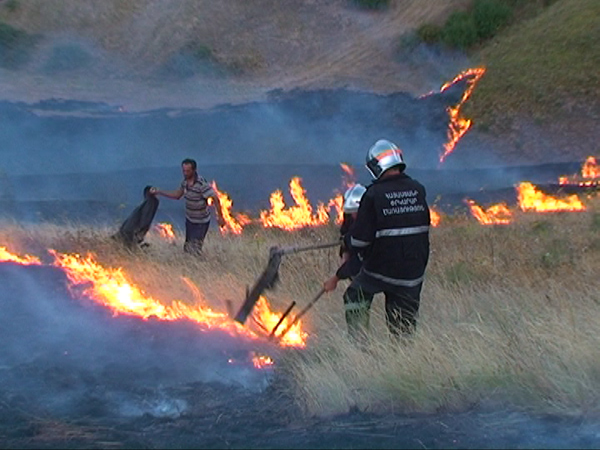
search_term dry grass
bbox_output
[1,195,599,419]
[0,0,471,108]
[0,0,467,68]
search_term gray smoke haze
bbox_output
[0,262,275,419]
[0,61,529,224]
[0,79,584,226]
[3,32,582,225]
[0,88,454,175]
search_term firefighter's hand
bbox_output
[323,275,339,293]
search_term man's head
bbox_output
[181,158,197,180]
[365,139,405,180]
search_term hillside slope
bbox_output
[460,0,600,164]
[0,0,597,165]
[0,0,470,107]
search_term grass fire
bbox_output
[1,188,599,418]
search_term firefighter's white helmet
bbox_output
[365,139,405,179]
[343,183,367,213]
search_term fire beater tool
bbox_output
[233,241,339,325]
[268,300,296,339]
[270,287,326,341]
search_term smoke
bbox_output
[0,22,533,222]
[0,262,275,419]
[0,82,586,228]
[0,86,456,175]
[0,30,588,229]
[0,64,458,227]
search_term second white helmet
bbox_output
[343,183,367,213]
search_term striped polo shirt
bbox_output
[181,174,216,224]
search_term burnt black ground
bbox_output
[0,263,599,449]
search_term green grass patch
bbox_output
[415,23,442,45]
[415,0,514,50]
[472,0,512,41]
[464,0,600,130]
[442,10,479,50]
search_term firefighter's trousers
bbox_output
[343,271,422,342]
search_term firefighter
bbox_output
[344,139,430,342]
[323,183,367,293]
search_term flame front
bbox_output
[466,200,512,225]
[439,67,486,164]
[198,166,357,233]
[0,246,41,265]
[560,156,599,187]
[517,182,586,212]
[49,250,306,347]
[211,181,252,235]
[252,296,307,347]
[259,177,332,231]
[582,156,598,179]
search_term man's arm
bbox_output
[150,186,183,199]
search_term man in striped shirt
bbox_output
[150,158,225,255]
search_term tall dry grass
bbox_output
[1,196,599,419]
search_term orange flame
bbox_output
[517,182,586,212]
[0,246,41,265]
[155,223,175,241]
[252,296,307,347]
[250,352,274,369]
[439,67,486,164]
[466,199,512,225]
[49,250,306,347]
[259,177,332,231]
[340,163,357,189]
[328,194,344,225]
[582,156,598,179]
[195,165,363,234]
[210,181,252,235]
[560,156,599,187]
[429,208,441,227]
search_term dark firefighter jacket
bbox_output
[113,185,159,247]
[335,214,362,280]
[350,173,430,288]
